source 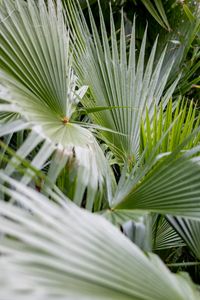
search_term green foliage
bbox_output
[140,99,200,160]
[0,0,200,298]
[0,173,199,300]
[168,216,200,261]
[67,1,180,162]
[140,0,171,30]
[0,0,110,209]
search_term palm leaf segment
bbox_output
[167,215,200,261]
[0,0,108,206]
[67,1,181,162]
[0,173,199,300]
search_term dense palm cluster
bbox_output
[0,0,200,299]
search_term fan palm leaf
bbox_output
[152,216,185,251]
[0,173,199,300]
[66,0,181,162]
[0,0,110,208]
[113,143,200,219]
[167,216,200,261]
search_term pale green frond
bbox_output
[153,216,185,251]
[114,145,200,219]
[20,140,55,186]
[0,119,30,135]
[168,216,200,260]
[0,257,51,300]
[112,119,180,206]
[68,1,180,161]
[0,85,21,122]
[47,148,69,185]
[4,131,43,178]
[0,173,199,300]
[0,0,110,209]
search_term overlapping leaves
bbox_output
[66,0,181,162]
[0,173,199,300]
[0,0,109,208]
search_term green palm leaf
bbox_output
[153,216,185,251]
[0,173,199,300]
[114,144,200,219]
[140,99,200,160]
[140,0,171,31]
[0,0,109,208]
[66,1,181,162]
[168,216,200,261]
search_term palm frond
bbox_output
[0,0,110,209]
[66,0,180,162]
[0,173,199,300]
[140,99,200,161]
[112,131,200,219]
[168,216,200,261]
[153,216,185,251]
